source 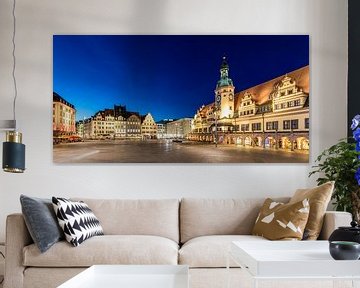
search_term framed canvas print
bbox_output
[53,35,309,163]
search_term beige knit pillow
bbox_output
[252,198,310,240]
[289,181,334,240]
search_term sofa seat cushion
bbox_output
[179,235,267,268]
[180,198,289,243]
[72,198,180,243]
[23,235,179,267]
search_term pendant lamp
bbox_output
[1,0,26,173]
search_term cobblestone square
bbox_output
[53,140,308,163]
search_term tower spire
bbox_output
[216,56,233,88]
[221,55,229,70]
[214,56,235,119]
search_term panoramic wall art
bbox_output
[53,35,309,163]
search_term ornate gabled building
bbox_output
[141,113,157,139]
[190,57,309,151]
[126,114,141,138]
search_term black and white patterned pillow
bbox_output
[52,197,104,247]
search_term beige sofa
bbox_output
[4,198,352,288]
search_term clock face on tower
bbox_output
[229,94,233,100]
[216,95,221,104]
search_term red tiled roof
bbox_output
[196,65,309,116]
[234,65,309,107]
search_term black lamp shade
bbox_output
[2,141,25,173]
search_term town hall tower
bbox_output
[215,56,235,119]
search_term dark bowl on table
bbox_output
[329,241,360,260]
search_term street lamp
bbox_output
[262,113,265,149]
[214,108,218,148]
[275,126,278,149]
[241,125,245,147]
[233,112,237,145]
[234,115,237,133]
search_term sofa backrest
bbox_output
[180,197,289,243]
[73,198,180,243]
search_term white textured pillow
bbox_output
[52,197,103,247]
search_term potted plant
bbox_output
[309,115,360,222]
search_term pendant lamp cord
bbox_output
[11,0,18,129]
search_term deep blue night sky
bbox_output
[53,35,309,122]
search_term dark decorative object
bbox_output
[329,241,360,260]
[3,131,25,173]
[329,221,360,244]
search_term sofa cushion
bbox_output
[72,198,179,243]
[290,181,334,240]
[20,195,64,253]
[23,235,179,267]
[180,198,289,243]
[252,198,310,240]
[179,235,267,268]
[52,197,104,247]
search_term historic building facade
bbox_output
[156,121,167,139]
[141,113,157,139]
[82,105,155,139]
[189,57,309,151]
[76,120,84,137]
[166,118,192,139]
[126,114,142,139]
[53,92,76,137]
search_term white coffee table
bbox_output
[228,241,360,288]
[58,265,189,288]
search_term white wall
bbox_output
[0,0,347,242]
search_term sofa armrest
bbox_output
[318,211,352,240]
[4,213,32,288]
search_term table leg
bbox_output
[352,279,360,288]
[252,278,258,288]
[226,251,230,288]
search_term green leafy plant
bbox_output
[309,140,360,215]
[310,115,360,222]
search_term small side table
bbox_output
[227,240,360,288]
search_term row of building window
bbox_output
[258,105,271,113]
[279,89,293,97]
[266,121,278,130]
[93,129,141,134]
[242,101,252,106]
[238,118,309,132]
[194,118,309,134]
[53,110,74,118]
[252,123,261,131]
[55,117,74,125]
[240,110,254,116]
[274,99,301,110]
